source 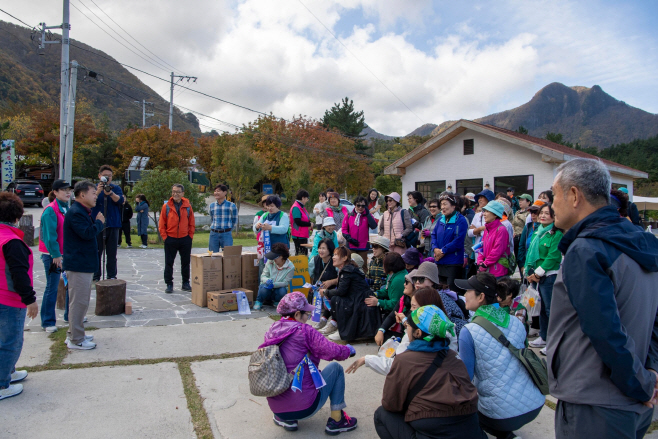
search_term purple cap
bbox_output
[276,291,315,315]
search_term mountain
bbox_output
[361,125,394,140]
[0,21,200,134]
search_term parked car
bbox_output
[5,180,45,206]
[339,198,355,213]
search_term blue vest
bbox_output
[265,211,289,246]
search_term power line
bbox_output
[0,8,35,28]
[297,0,425,125]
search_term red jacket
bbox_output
[159,197,195,240]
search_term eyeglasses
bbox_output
[355,204,366,208]
[404,279,411,285]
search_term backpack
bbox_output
[472,316,549,395]
[248,330,297,397]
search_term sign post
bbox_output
[1,140,15,191]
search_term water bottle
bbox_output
[235,290,251,315]
[378,336,401,358]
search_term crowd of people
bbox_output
[2,158,657,439]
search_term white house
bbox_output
[384,119,647,206]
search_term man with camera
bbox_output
[91,165,124,281]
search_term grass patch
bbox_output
[46,326,100,367]
[268,314,282,321]
[544,399,556,410]
[179,361,213,439]
[647,420,658,434]
[118,231,257,249]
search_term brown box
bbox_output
[191,253,223,307]
[220,245,243,290]
[125,302,133,315]
[241,252,260,292]
[207,288,254,313]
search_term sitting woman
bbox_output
[308,217,339,266]
[253,243,295,311]
[320,246,381,342]
[411,262,467,336]
[366,236,390,292]
[401,247,421,272]
[260,292,358,434]
[456,273,545,439]
[374,305,483,439]
[365,252,408,315]
[254,195,291,249]
[311,238,338,331]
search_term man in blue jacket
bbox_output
[64,181,104,350]
[548,158,658,439]
[431,192,468,293]
[92,165,124,281]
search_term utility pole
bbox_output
[63,61,78,183]
[169,71,197,130]
[142,100,154,128]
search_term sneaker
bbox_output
[273,415,298,431]
[529,337,546,348]
[66,339,97,350]
[328,331,342,341]
[321,321,338,335]
[44,326,58,333]
[528,328,540,337]
[65,335,94,344]
[165,284,174,294]
[0,384,23,400]
[539,347,546,356]
[127,245,132,249]
[139,245,148,249]
[325,410,357,435]
[10,370,27,383]
[314,319,328,330]
[181,282,192,291]
[253,301,262,311]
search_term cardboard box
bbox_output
[241,253,260,292]
[191,253,223,307]
[207,288,254,313]
[221,245,243,290]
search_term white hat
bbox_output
[322,217,336,227]
[368,235,390,250]
[351,253,364,267]
[465,192,475,202]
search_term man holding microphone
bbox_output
[92,165,124,281]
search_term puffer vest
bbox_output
[39,199,65,255]
[466,317,545,419]
[382,208,404,242]
[0,224,33,308]
[289,200,310,238]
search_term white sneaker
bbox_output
[10,370,27,383]
[539,347,547,356]
[127,245,132,248]
[0,384,23,400]
[528,328,539,337]
[529,337,546,348]
[44,326,58,333]
[65,335,94,344]
[328,331,342,341]
[320,321,338,335]
[66,339,96,350]
[139,245,148,249]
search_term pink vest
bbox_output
[0,224,33,308]
[39,200,65,255]
[382,208,404,242]
[289,201,310,238]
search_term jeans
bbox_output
[40,254,61,328]
[256,284,288,303]
[537,274,556,341]
[0,304,26,388]
[95,227,120,280]
[164,236,193,285]
[209,230,233,252]
[555,400,652,439]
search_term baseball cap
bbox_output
[52,180,72,191]
[519,194,533,202]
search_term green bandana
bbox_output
[524,222,554,271]
[474,304,510,328]
[411,305,456,341]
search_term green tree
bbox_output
[516,126,528,135]
[129,167,207,242]
[321,97,369,154]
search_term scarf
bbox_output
[524,222,554,271]
[474,304,510,328]
[407,338,450,353]
[354,211,362,226]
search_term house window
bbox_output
[456,179,483,196]
[463,139,474,155]
[40,173,51,180]
[416,180,446,202]
[493,175,534,199]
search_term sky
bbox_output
[6,0,658,136]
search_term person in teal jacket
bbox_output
[516,203,541,278]
[308,217,339,268]
[364,252,408,313]
[524,203,563,353]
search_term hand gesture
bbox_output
[96,212,105,223]
[53,257,63,268]
[345,357,366,374]
[375,331,384,346]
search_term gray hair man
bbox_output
[548,158,658,439]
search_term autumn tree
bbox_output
[116,126,198,172]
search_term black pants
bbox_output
[140,234,148,246]
[478,405,543,439]
[95,227,119,280]
[374,406,486,439]
[437,264,463,294]
[118,220,131,246]
[292,237,308,256]
[513,235,520,260]
[555,400,652,439]
[164,236,193,285]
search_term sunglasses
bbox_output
[429,205,439,209]
[412,277,426,284]
[355,204,366,208]
[372,244,382,250]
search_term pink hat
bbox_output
[384,192,401,204]
[276,291,315,315]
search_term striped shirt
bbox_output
[209,199,238,231]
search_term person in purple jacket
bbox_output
[260,291,359,435]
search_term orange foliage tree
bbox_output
[116,126,198,172]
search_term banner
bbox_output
[288,255,311,298]
[1,140,15,191]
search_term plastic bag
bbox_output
[235,290,251,315]
[521,284,541,316]
[378,337,401,358]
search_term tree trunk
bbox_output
[95,279,127,316]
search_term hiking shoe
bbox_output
[253,301,263,311]
[65,335,94,344]
[314,319,328,330]
[10,370,27,383]
[0,384,23,400]
[539,347,547,356]
[44,326,58,333]
[165,284,174,294]
[325,410,357,435]
[181,282,192,291]
[66,339,96,350]
[529,337,546,348]
[321,321,338,335]
[273,415,298,431]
